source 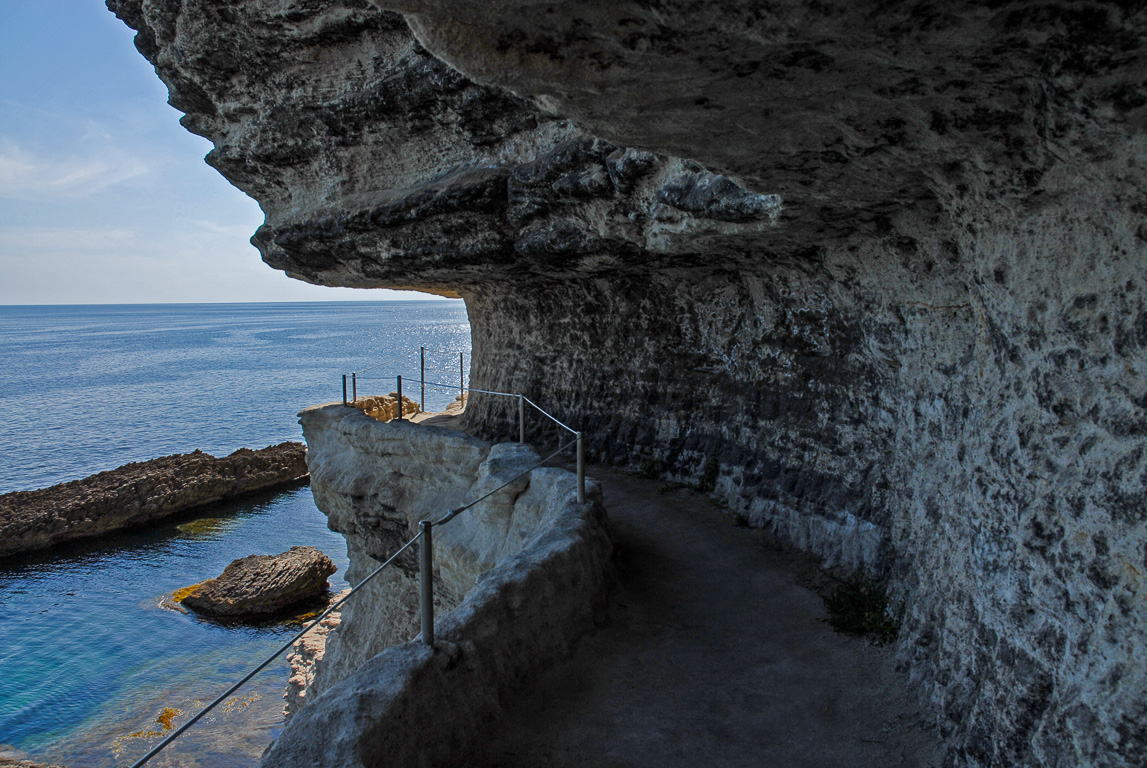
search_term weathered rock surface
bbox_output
[0,442,308,557]
[179,546,337,617]
[350,392,420,422]
[284,588,349,719]
[262,404,611,767]
[108,2,1147,766]
[0,759,70,768]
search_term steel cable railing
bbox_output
[129,349,586,767]
[344,346,470,410]
[353,348,421,375]
[129,533,423,768]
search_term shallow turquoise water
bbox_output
[0,301,472,766]
[0,486,350,767]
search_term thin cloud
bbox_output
[192,219,260,237]
[0,140,151,201]
[0,226,138,252]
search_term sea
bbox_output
[0,301,472,767]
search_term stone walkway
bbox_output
[468,466,944,768]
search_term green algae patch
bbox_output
[176,516,234,538]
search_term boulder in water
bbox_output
[178,546,336,618]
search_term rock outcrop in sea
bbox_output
[107,2,1147,766]
[0,442,308,557]
[177,546,337,618]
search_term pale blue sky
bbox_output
[0,1,439,304]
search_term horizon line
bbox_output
[0,298,463,308]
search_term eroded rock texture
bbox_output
[0,442,308,556]
[179,545,337,617]
[271,405,611,767]
[107,1,1146,765]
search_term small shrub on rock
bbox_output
[824,573,901,645]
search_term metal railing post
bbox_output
[351,372,357,403]
[420,346,426,413]
[459,352,464,398]
[518,395,526,444]
[342,375,347,405]
[419,521,435,648]
[577,431,585,503]
[396,375,403,420]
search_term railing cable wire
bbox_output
[354,348,421,376]
[434,436,580,527]
[129,532,422,768]
[521,395,578,434]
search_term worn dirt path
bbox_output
[469,466,943,768]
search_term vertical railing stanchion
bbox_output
[518,395,526,444]
[352,372,357,403]
[342,375,348,405]
[419,521,435,648]
[420,346,426,413]
[577,431,585,503]
[396,375,403,420]
[459,352,465,400]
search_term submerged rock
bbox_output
[178,546,337,618]
[0,442,308,558]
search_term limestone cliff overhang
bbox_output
[105,0,1147,292]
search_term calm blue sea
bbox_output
[0,301,471,767]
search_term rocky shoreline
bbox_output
[284,589,349,720]
[0,442,308,558]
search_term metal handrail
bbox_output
[131,354,589,767]
[353,348,421,375]
[131,429,586,766]
[522,395,578,435]
[393,377,515,398]
[129,532,423,768]
[417,431,584,646]
[434,436,580,526]
[345,347,470,410]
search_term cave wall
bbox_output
[107,1,1147,765]
[461,187,1147,765]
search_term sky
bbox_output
[0,1,439,304]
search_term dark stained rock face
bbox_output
[179,546,337,617]
[106,1,1146,765]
